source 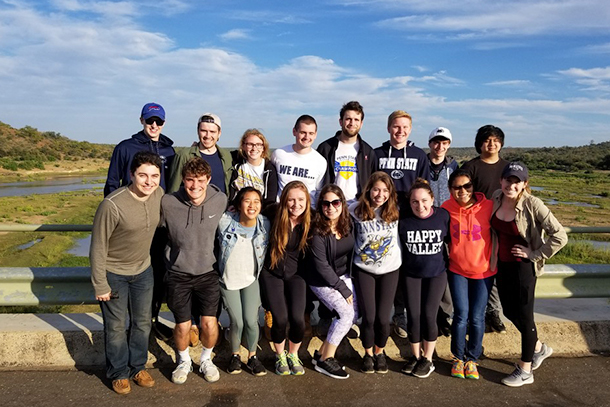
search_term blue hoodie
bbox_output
[104,131,175,196]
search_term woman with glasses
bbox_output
[441,169,496,381]
[350,172,401,374]
[259,181,311,376]
[228,129,278,208]
[491,162,567,387]
[308,184,357,379]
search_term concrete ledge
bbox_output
[1,298,609,369]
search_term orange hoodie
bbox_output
[441,192,497,279]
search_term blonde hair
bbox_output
[269,181,311,269]
[387,110,413,129]
[238,129,270,161]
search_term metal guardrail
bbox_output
[0,225,609,306]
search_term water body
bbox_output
[68,235,91,257]
[545,199,600,208]
[0,176,105,197]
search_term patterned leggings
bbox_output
[310,275,359,346]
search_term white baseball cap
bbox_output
[428,127,452,142]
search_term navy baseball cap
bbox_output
[141,103,165,120]
[502,161,529,181]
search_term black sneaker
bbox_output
[315,357,349,379]
[401,356,419,375]
[361,354,374,374]
[247,355,267,376]
[311,350,322,366]
[412,358,435,378]
[374,353,388,374]
[487,311,507,334]
[227,354,242,374]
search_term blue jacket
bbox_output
[104,131,175,196]
[217,211,270,279]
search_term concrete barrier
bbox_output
[1,298,609,370]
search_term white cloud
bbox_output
[557,67,610,93]
[368,0,610,39]
[219,28,251,41]
[486,80,531,87]
[0,1,608,149]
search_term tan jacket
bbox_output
[491,189,568,276]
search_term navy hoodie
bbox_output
[399,207,450,278]
[104,131,175,196]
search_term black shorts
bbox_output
[166,271,220,323]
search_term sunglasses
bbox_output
[451,182,473,191]
[321,199,342,209]
[145,117,165,126]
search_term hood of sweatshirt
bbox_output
[176,183,224,227]
[442,191,487,244]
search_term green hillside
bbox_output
[0,121,113,171]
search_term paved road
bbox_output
[1,356,608,407]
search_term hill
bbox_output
[0,121,113,171]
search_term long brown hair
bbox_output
[354,171,399,223]
[314,184,351,237]
[269,181,311,269]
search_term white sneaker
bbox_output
[199,359,220,382]
[172,361,192,384]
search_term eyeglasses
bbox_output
[243,142,264,150]
[451,182,473,191]
[321,199,342,209]
[145,117,165,126]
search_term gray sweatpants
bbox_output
[220,280,261,353]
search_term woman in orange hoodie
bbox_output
[441,169,496,381]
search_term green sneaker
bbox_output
[275,351,290,376]
[287,352,305,375]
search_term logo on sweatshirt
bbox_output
[452,224,482,241]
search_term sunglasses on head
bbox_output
[451,182,473,191]
[321,199,342,209]
[145,117,165,126]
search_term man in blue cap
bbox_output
[104,103,175,195]
[103,102,176,340]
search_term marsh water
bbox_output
[0,176,105,197]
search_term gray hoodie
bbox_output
[161,184,227,275]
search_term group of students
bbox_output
[90,101,568,395]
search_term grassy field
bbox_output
[0,169,608,313]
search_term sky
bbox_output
[1,0,609,149]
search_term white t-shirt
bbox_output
[233,160,266,195]
[334,140,359,205]
[271,145,327,206]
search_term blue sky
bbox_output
[1,0,609,149]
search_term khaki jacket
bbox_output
[491,189,568,276]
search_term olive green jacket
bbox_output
[491,189,568,276]
[167,144,233,194]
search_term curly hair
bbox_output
[314,184,352,237]
[354,171,399,223]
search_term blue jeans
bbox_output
[448,272,493,362]
[100,266,154,380]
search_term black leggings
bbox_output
[404,272,448,343]
[496,260,538,363]
[259,269,306,344]
[354,266,399,349]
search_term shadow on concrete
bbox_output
[33,312,105,369]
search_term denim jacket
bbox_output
[217,211,270,278]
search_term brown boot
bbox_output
[112,379,131,395]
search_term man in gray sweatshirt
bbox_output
[160,157,227,385]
